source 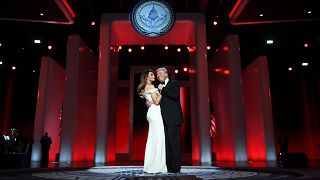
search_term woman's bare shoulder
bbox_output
[145,84,155,91]
[145,85,159,93]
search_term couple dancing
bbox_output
[137,67,183,174]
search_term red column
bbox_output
[242,56,276,161]
[59,35,98,162]
[208,35,247,161]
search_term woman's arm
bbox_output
[151,92,162,105]
[145,85,162,105]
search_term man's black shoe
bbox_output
[169,170,180,173]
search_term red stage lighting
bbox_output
[188,68,196,74]
[223,70,230,75]
[78,47,86,52]
[187,45,196,53]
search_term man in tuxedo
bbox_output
[156,67,183,173]
[40,132,52,163]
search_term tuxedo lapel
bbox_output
[163,80,170,89]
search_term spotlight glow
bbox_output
[207,46,211,50]
[174,69,178,73]
[288,67,293,71]
[91,21,96,26]
[302,62,308,66]
[128,48,132,52]
[304,43,309,48]
[266,40,273,44]
[12,66,16,70]
[177,48,181,52]
[0,61,3,65]
[164,46,168,50]
[141,46,144,50]
[34,40,41,44]
[213,21,218,25]
[48,45,53,50]
[223,46,229,51]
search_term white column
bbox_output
[59,34,98,162]
[95,14,111,163]
[32,57,65,162]
[227,35,248,161]
[259,57,276,161]
[59,35,80,162]
[195,14,211,164]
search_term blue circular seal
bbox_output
[130,0,175,37]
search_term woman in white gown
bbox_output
[137,69,167,173]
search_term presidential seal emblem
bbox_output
[130,0,175,37]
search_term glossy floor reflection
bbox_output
[0,160,320,179]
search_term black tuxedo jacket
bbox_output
[160,80,183,126]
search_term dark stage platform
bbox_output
[1,164,320,180]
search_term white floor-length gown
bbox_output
[142,88,167,173]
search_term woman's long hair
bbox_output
[137,69,154,95]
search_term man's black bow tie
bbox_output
[160,82,165,84]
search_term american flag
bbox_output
[209,113,217,138]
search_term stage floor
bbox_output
[1,164,320,180]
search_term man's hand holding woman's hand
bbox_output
[146,100,153,107]
[158,84,164,91]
